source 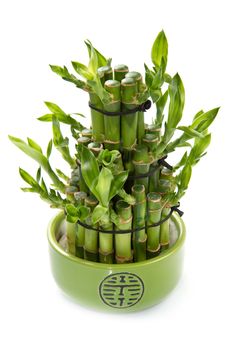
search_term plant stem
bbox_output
[146,193,162,258]
[114,200,133,263]
[103,80,121,150]
[99,220,114,264]
[132,184,147,262]
[132,144,153,192]
[66,221,76,255]
[126,71,145,144]
[84,196,99,261]
[121,77,138,149]
[114,64,129,82]
[88,142,103,156]
[89,92,105,142]
[160,206,170,251]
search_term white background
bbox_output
[1,0,233,349]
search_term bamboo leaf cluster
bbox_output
[9,31,219,264]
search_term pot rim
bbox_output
[47,211,186,269]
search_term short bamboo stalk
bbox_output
[84,196,99,261]
[114,200,133,263]
[132,184,147,262]
[74,191,87,258]
[114,64,129,81]
[146,193,162,258]
[89,92,105,142]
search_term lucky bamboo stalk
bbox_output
[132,144,153,192]
[114,200,133,263]
[99,220,114,264]
[84,196,99,262]
[97,66,113,84]
[74,191,87,258]
[146,192,162,258]
[158,179,172,251]
[114,64,129,82]
[121,77,138,149]
[89,92,105,142]
[132,184,147,262]
[65,186,78,255]
[87,142,103,156]
[125,71,145,143]
[103,80,121,150]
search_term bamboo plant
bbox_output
[9,31,219,264]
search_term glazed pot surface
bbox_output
[48,212,186,312]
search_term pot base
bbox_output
[48,212,186,312]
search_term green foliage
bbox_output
[151,30,168,71]
[65,203,90,223]
[52,116,76,168]
[9,135,65,192]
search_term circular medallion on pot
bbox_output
[99,272,144,308]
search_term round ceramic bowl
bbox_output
[48,211,186,312]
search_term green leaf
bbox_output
[44,102,66,115]
[72,61,94,80]
[177,126,204,139]
[38,112,85,130]
[37,114,54,122]
[46,139,53,158]
[179,163,192,190]
[188,134,211,164]
[79,145,100,198]
[117,189,136,205]
[36,167,41,182]
[174,152,188,170]
[95,167,113,207]
[49,65,90,91]
[40,178,48,193]
[167,73,185,129]
[27,138,43,154]
[9,135,66,192]
[86,40,98,76]
[156,89,168,125]
[19,168,40,188]
[56,168,69,182]
[84,40,108,67]
[151,30,168,71]
[192,109,204,122]
[191,107,220,132]
[92,205,108,224]
[109,171,128,201]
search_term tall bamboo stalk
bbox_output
[84,196,99,261]
[97,66,113,84]
[103,80,121,150]
[125,71,145,143]
[114,200,133,263]
[146,193,162,258]
[132,184,147,262]
[121,77,138,149]
[114,64,129,81]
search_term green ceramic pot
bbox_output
[48,211,186,312]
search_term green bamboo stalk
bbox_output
[84,196,99,262]
[74,191,87,258]
[160,206,171,251]
[77,136,91,146]
[125,71,145,143]
[121,77,138,149]
[146,193,162,258]
[89,92,105,142]
[132,144,153,192]
[103,80,121,150]
[114,200,133,263]
[69,167,80,187]
[66,221,76,255]
[114,64,129,82]
[132,184,147,262]
[142,133,158,152]
[97,66,113,84]
[99,220,114,264]
[158,179,172,251]
[88,142,103,156]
